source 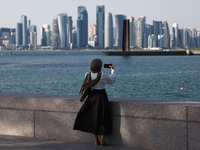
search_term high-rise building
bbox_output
[40,27,46,46]
[89,24,96,38]
[58,13,68,48]
[129,16,135,48]
[135,16,146,49]
[115,14,126,48]
[148,34,156,47]
[163,21,170,48]
[16,23,22,46]
[146,24,154,48]
[21,15,28,48]
[158,34,165,47]
[77,6,88,48]
[153,20,162,47]
[172,23,179,48]
[67,16,73,47]
[96,5,105,48]
[52,17,60,47]
[30,31,37,49]
[104,12,113,48]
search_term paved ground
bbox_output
[0,135,143,150]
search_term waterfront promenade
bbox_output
[0,92,200,150]
[0,135,139,150]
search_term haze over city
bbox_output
[2,0,200,30]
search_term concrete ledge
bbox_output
[0,92,200,150]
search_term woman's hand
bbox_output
[109,64,114,70]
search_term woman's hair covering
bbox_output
[90,58,102,73]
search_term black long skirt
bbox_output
[73,89,112,135]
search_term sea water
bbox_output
[0,50,199,102]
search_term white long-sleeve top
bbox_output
[85,70,116,90]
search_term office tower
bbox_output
[30,31,37,49]
[67,16,73,47]
[104,12,113,48]
[163,21,170,48]
[46,30,51,46]
[27,20,31,27]
[77,6,88,48]
[191,28,197,37]
[148,34,156,47]
[115,15,126,48]
[158,34,165,47]
[21,15,28,48]
[129,16,135,48]
[153,20,162,47]
[72,30,77,47]
[135,16,146,49]
[52,17,60,47]
[96,5,105,48]
[58,13,68,48]
[52,17,59,34]
[89,24,96,38]
[172,23,179,48]
[16,23,23,46]
[146,24,154,48]
[40,27,46,46]
[197,29,200,37]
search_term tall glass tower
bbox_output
[104,12,113,48]
[172,23,179,48]
[115,14,126,48]
[136,16,146,49]
[16,23,22,46]
[21,15,28,48]
[163,21,170,48]
[67,16,73,47]
[58,13,68,48]
[96,5,105,48]
[129,16,135,48]
[153,20,162,47]
[77,6,88,48]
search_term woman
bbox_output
[73,58,116,146]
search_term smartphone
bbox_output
[104,64,112,68]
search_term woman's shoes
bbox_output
[101,141,107,146]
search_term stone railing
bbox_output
[0,92,199,150]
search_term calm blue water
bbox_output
[0,50,199,102]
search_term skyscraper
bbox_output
[153,20,162,47]
[148,34,156,48]
[40,27,46,46]
[136,16,146,49]
[52,17,60,47]
[77,6,88,48]
[89,24,96,38]
[21,15,28,48]
[67,16,73,47]
[129,16,135,48]
[146,24,154,47]
[163,21,170,48]
[172,23,179,48]
[16,23,22,46]
[96,5,105,48]
[115,14,126,48]
[58,13,68,48]
[104,12,113,48]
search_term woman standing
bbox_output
[73,58,116,146]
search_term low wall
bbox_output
[0,92,200,150]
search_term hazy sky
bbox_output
[1,0,200,44]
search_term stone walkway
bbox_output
[0,135,142,150]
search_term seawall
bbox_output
[0,92,200,150]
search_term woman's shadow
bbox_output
[107,100,123,146]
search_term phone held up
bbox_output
[104,64,112,68]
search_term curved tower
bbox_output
[21,15,28,48]
[163,21,170,48]
[104,12,113,48]
[115,15,126,48]
[58,13,68,48]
